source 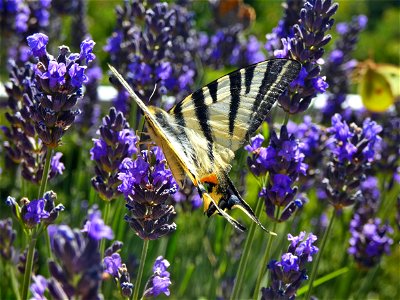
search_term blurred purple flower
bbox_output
[50,152,65,175]
[143,256,172,297]
[30,275,48,300]
[104,253,122,277]
[82,207,114,241]
[48,224,103,299]
[0,218,16,261]
[349,215,393,268]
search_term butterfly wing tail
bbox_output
[225,175,277,236]
[198,184,247,231]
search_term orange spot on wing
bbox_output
[200,173,219,185]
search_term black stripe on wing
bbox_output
[244,64,256,94]
[228,71,242,137]
[208,80,218,103]
[192,88,214,162]
[246,60,301,139]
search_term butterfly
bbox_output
[357,60,400,112]
[109,59,301,232]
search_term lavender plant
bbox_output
[2,60,65,184]
[90,107,137,202]
[261,232,319,299]
[105,0,198,115]
[269,0,338,114]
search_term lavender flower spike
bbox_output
[48,225,104,299]
[273,0,338,114]
[119,147,177,240]
[91,107,137,201]
[262,232,319,299]
[26,33,94,148]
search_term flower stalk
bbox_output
[133,239,149,300]
[100,201,112,258]
[38,149,53,199]
[21,228,38,300]
[305,207,336,299]
[230,174,267,300]
[253,207,280,300]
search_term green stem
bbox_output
[230,194,264,300]
[133,239,149,300]
[305,208,336,299]
[252,208,280,300]
[100,201,112,259]
[8,263,21,300]
[38,149,53,199]
[21,229,38,300]
[283,112,290,126]
[45,229,53,260]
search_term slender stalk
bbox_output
[283,112,290,126]
[305,208,336,299]
[21,229,38,300]
[252,208,281,300]
[38,149,53,199]
[8,263,21,300]
[100,201,112,258]
[45,229,53,260]
[230,194,264,300]
[133,239,149,300]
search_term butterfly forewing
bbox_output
[169,59,301,154]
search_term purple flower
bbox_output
[279,253,299,272]
[326,115,357,161]
[23,199,50,226]
[262,231,318,299]
[90,139,107,160]
[91,108,137,201]
[322,15,368,121]
[143,256,172,297]
[30,275,48,300]
[323,114,383,210]
[51,152,65,175]
[104,253,122,277]
[69,63,88,88]
[119,148,177,240]
[27,33,49,58]
[271,0,338,114]
[362,118,382,162]
[103,242,134,298]
[48,225,103,299]
[349,215,393,268]
[249,126,308,221]
[270,174,294,198]
[0,218,16,261]
[244,134,264,152]
[156,62,173,81]
[79,38,96,63]
[246,35,266,64]
[82,207,114,241]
